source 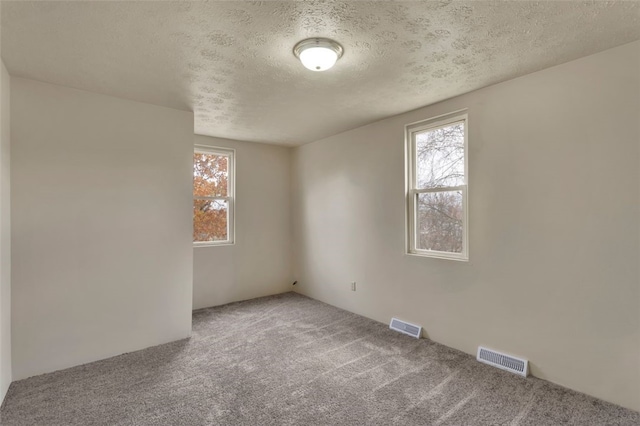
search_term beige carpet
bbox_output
[1,292,637,425]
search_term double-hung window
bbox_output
[193,146,235,246]
[406,111,468,260]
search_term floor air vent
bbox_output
[477,346,529,377]
[389,318,422,339]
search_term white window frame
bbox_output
[405,110,469,261]
[193,145,235,247]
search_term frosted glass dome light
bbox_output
[299,47,338,71]
[294,38,344,72]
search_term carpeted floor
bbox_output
[1,292,637,425]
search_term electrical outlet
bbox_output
[351,281,356,291]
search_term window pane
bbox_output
[417,191,463,253]
[194,153,228,197]
[416,122,464,189]
[193,199,228,242]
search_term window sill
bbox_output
[194,241,235,248]
[406,250,468,262]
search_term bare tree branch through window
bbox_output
[407,114,468,259]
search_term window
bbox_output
[406,111,468,260]
[193,146,235,246]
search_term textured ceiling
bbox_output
[2,1,639,146]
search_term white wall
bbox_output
[193,135,292,310]
[0,60,11,403]
[292,41,640,411]
[11,78,194,380]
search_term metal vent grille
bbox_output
[389,318,422,339]
[477,346,529,377]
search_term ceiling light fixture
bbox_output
[293,38,344,72]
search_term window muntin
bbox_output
[193,146,234,246]
[406,112,468,260]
